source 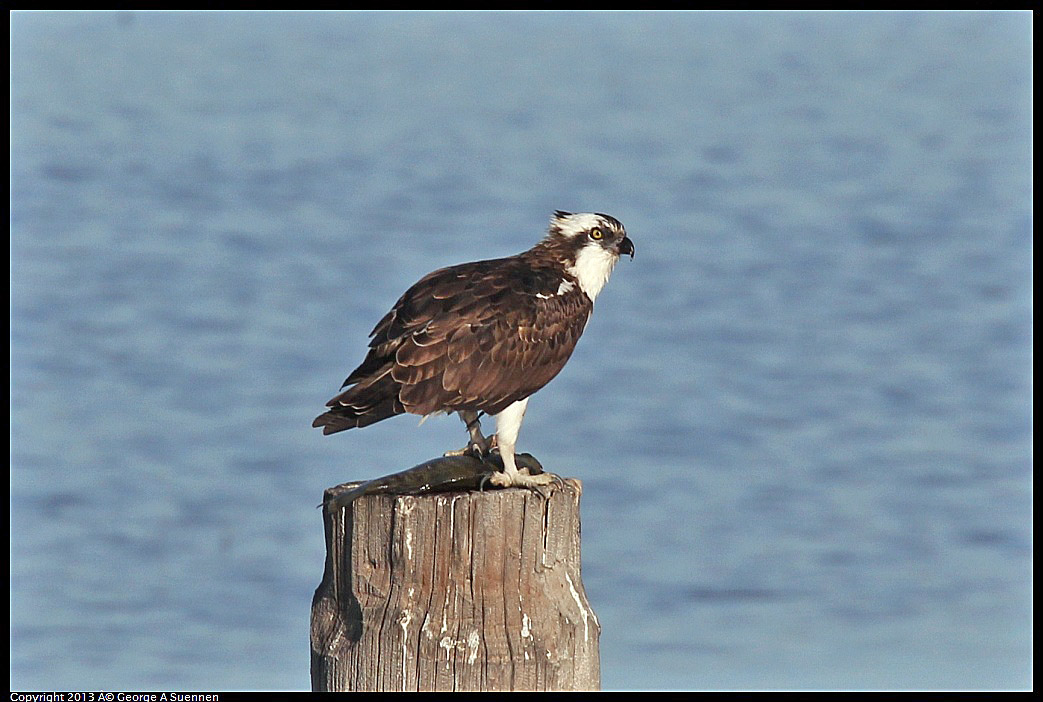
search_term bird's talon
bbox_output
[520,466,564,488]
[526,484,552,499]
[444,441,491,460]
[485,470,513,488]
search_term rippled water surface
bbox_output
[10,11,1032,691]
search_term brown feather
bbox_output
[314,239,601,434]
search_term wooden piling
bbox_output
[310,478,600,692]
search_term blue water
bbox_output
[10,11,1032,691]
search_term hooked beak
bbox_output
[618,236,635,259]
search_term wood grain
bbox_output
[311,479,599,691]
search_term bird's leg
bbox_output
[444,410,492,458]
[486,399,560,488]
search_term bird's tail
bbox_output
[312,368,405,435]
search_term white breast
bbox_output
[567,243,619,301]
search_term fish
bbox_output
[323,452,550,511]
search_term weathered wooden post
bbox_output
[310,475,600,692]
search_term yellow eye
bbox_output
[589,228,603,240]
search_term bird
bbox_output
[312,210,635,488]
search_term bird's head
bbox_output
[539,210,634,301]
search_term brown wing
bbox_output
[347,255,592,418]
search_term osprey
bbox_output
[313,211,634,488]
